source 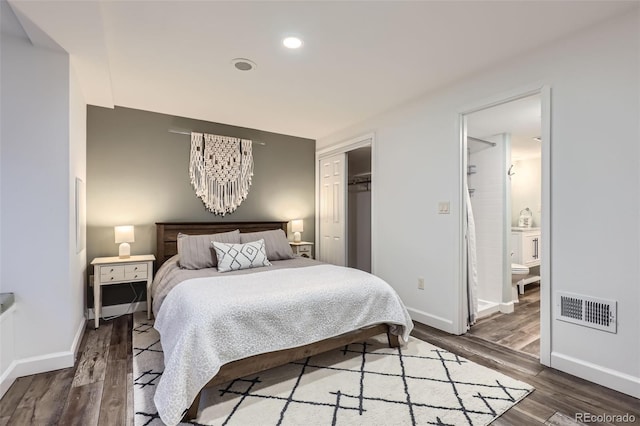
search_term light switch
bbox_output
[438,201,450,214]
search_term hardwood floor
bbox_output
[1,312,638,425]
[0,316,134,426]
[468,284,541,357]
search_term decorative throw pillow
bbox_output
[239,229,294,261]
[177,229,240,269]
[213,239,272,272]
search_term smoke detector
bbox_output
[231,58,257,71]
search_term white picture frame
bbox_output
[75,177,86,253]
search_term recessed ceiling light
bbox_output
[231,58,257,71]
[283,37,303,49]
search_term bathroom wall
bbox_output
[511,156,542,227]
[468,134,509,307]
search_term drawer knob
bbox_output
[110,268,114,272]
[134,267,138,270]
[134,275,138,278]
[110,277,114,280]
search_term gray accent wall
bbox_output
[87,106,315,306]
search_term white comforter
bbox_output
[154,264,414,425]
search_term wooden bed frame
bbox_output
[154,221,401,421]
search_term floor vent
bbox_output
[556,292,617,333]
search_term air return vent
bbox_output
[556,292,617,333]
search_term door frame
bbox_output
[316,133,375,271]
[457,84,551,366]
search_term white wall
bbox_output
[318,10,639,397]
[511,156,542,227]
[0,0,86,396]
[69,63,87,353]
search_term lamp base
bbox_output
[293,232,301,243]
[119,242,131,259]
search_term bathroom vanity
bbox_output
[511,227,541,295]
[511,227,541,268]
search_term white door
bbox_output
[319,153,346,265]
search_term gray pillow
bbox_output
[239,229,294,261]
[177,229,240,269]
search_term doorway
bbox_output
[316,134,373,271]
[460,88,550,365]
[347,146,372,272]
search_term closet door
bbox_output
[319,153,346,266]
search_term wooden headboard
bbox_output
[155,221,288,268]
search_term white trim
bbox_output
[408,307,457,335]
[539,85,552,367]
[0,316,86,399]
[551,352,640,398]
[70,316,86,360]
[499,301,515,314]
[457,83,552,366]
[315,133,375,272]
[316,132,375,157]
[86,301,147,320]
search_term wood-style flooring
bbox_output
[2,311,639,425]
[468,284,541,357]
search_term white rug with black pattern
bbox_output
[133,312,533,426]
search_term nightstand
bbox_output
[90,254,155,328]
[289,242,314,259]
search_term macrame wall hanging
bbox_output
[189,132,253,216]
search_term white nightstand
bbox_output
[90,254,155,328]
[289,242,314,259]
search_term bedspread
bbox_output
[153,264,413,425]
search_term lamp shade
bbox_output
[291,220,303,233]
[291,220,303,243]
[114,225,135,243]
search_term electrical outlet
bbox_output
[438,201,450,214]
[418,277,425,290]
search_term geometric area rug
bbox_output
[133,312,533,426]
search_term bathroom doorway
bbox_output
[461,89,549,362]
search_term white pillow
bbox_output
[212,239,272,272]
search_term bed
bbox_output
[152,222,414,425]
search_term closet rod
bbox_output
[168,129,266,146]
[468,136,496,147]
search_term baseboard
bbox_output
[551,351,640,398]
[71,317,86,360]
[0,349,75,399]
[0,316,87,399]
[86,301,147,320]
[407,307,455,334]
[478,300,500,319]
[499,301,515,314]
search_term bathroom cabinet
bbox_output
[511,227,541,267]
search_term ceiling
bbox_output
[467,94,541,161]
[7,1,636,140]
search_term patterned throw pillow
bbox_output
[212,239,272,272]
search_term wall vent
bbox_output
[556,292,617,333]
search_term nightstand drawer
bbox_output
[297,246,312,255]
[125,264,147,273]
[124,265,147,280]
[101,270,125,282]
[100,265,125,276]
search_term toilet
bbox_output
[512,262,542,302]
[512,263,529,276]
